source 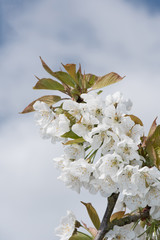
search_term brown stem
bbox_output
[106,206,150,233]
[94,193,119,240]
[94,200,150,240]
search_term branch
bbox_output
[94,204,150,240]
[94,192,119,240]
[106,206,150,232]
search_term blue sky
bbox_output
[127,0,160,12]
[0,1,160,240]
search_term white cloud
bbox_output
[1,0,160,239]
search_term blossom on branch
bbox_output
[22,61,160,239]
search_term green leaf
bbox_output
[40,57,75,87]
[20,95,61,114]
[63,111,76,125]
[91,72,124,90]
[61,131,80,139]
[70,231,93,240]
[81,202,101,230]
[62,63,79,84]
[53,71,76,87]
[64,138,85,145]
[76,64,83,87]
[97,90,103,95]
[71,88,81,96]
[146,125,160,168]
[33,78,65,91]
[85,74,98,88]
[126,114,143,126]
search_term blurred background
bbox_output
[0,0,160,239]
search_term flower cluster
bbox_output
[33,91,160,239]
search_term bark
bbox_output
[94,193,150,240]
[94,193,119,240]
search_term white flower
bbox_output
[123,194,147,211]
[33,101,70,143]
[47,114,70,143]
[81,92,105,121]
[58,159,93,193]
[116,135,140,162]
[129,156,144,167]
[81,91,100,102]
[150,206,160,220]
[55,210,76,240]
[89,177,118,198]
[92,158,119,197]
[99,176,118,197]
[145,184,160,207]
[113,197,126,213]
[33,101,55,138]
[116,165,139,196]
[126,123,144,145]
[118,116,144,145]
[94,153,124,179]
[53,155,70,171]
[62,100,82,121]
[64,144,85,160]
[131,166,160,198]
[105,91,132,113]
[101,131,119,155]
[72,114,98,141]
[85,176,101,195]
[88,123,110,150]
[105,223,136,240]
[104,105,124,131]
[81,111,99,125]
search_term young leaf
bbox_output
[70,231,93,240]
[85,74,98,88]
[64,138,85,145]
[39,56,56,77]
[126,114,143,126]
[33,78,65,91]
[71,88,81,96]
[62,63,78,84]
[92,72,124,90]
[61,131,80,139]
[151,125,160,168]
[53,71,76,87]
[110,211,125,222]
[148,117,157,138]
[77,64,83,87]
[145,142,157,167]
[81,201,101,230]
[82,222,97,238]
[146,125,160,168]
[21,95,61,114]
[40,57,75,87]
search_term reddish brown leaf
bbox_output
[92,72,124,90]
[62,63,78,83]
[21,95,61,114]
[148,117,157,138]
